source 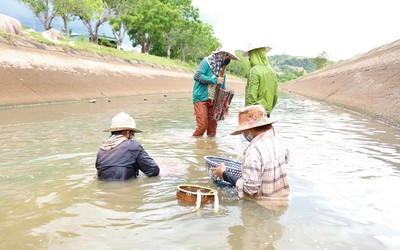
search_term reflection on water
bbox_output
[0,92,399,249]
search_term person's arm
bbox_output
[212,163,239,186]
[222,171,239,186]
[136,145,160,177]
[193,60,218,85]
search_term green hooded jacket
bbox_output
[245,48,278,114]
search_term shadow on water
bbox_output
[0,92,399,249]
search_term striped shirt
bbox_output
[236,129,290,201]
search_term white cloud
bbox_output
[192,0,400,61]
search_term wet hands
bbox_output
[212,163,226,180]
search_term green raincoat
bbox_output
[245,48,278,114]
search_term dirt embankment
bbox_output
[0,38,245,107]
[280,40,400,128]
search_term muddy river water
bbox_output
[0,92,399,249]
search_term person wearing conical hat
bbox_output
[95,112,160,181]
[192,46,239,137]
[242,42,278,117]
[212,105,290,210]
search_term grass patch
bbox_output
[0,30,16,43]
[1,28,243,80]
[19,28,197,71]
[25,29,58,45]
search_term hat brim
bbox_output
[103,127,143,133]
[213,50,240,61]
[230,117,279,135]
[242,46,272,57]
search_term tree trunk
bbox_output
[81,18,95,43]
[167,44,171,59]
[181,42,186,61]
[141,42,147,53]
[40,15,53,30]
[148,41,154,53]
[112,22,126,50]
[93,9,109,45]
[93,28,99,44]
[141,41,153,53]
[117,40,122,50]
[62,15,69,37]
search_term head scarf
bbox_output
[205,52,227,76]
[100,135,127,150]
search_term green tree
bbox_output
[158,3,181,58]
[75,0,107,44]
[172,19,219,63]
[124,0,220,60]
[124,0,167,53]
[19,0,57,30]
[226,52,249,78]
[53,0,77,37]
[172,18,197,61]
[160,0,198,59]
[313,51,332,70]
[192,22,220,63]
[106,0,137,50]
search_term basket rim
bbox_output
[204,155,241,163]
[204,155,241,169]
[176,184,216,197]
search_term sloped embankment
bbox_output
[0,39,245,107]
[280,40,400,127]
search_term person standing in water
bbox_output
[192,47,239,137]
[242,42,278,117]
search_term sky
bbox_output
[191,0,400,61]
[2,0,400,61]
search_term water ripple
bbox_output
[0,93,399,249]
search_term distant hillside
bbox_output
[270,54,318,83]
[227,53,326,83]
[271,54,317,72]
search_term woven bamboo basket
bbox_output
[204,155,242,187]
[176,184,217,203]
